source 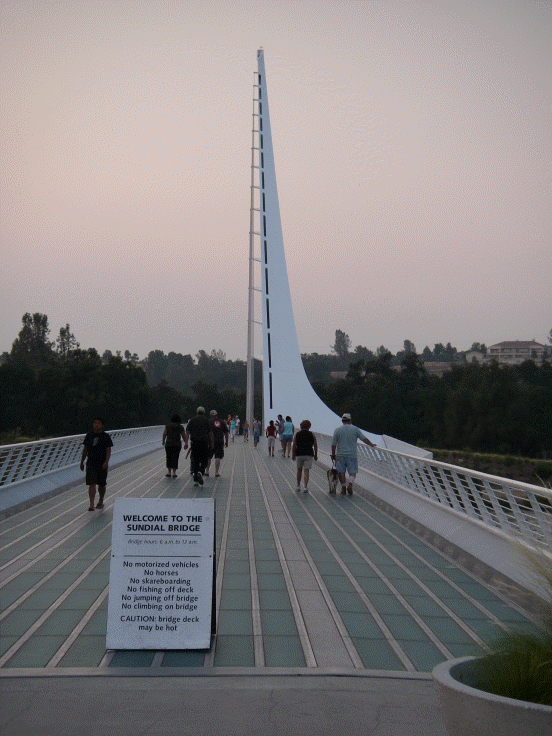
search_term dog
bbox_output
[327,464,339,495]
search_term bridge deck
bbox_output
[0,440,542,675]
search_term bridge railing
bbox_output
[315,433,552,554]
[0,426,163,512]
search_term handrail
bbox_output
[315,433,552,554]
[0,426,163,487]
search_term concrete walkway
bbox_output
[1,674,448,736]
[1,440,543,734]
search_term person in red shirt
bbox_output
[266,420,277,457]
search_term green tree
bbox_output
[164,352,196,394]
[443,342,458,361]
[144,350,169,386]
[395,339,417,366]
[0,362,36,435]
[346,359,365,384]
[470,342,487,354]
[210,349,226,362]
[433,343,446,361]
[366,350,393,376]
[353,345,374,363]
[150,381,189,424]
[331,330,352,359]
[55,324,80,361]
[399,352,427,391]
[10,313,55,372]
[301,352,343,383]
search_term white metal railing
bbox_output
[0,426,163,488]
[315,433,552,554]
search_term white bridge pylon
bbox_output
[247,50,428,455]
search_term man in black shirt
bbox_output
[185,407,214,486]
[292,419,318,493]
[80,417,113,511]
[205,409,229,477]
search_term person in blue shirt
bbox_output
[281,416,294,458]
[331,413,376,496]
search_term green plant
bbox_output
[473,630,552,705]
[473,541,552,705]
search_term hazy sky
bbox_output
[2,1,551,361]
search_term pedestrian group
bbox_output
[80,409,377,507]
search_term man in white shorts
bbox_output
[331,413,376,496]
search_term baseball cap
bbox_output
[210,410,217,415]
[342,413,351,421]
[197,406,205,414]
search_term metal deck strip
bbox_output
[243,450,265,666]
[248,448,317,667]
[202,448,237,667]
[0,441,544,675]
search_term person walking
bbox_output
[331,413,376,496]
[80,417,113,510]
[162,414,186,477]
[266,420,277,457]
[184,407,214,486]
[252,417,262,447]
[281,416,294,458]
[205,409,229,477]
[276,414,285,454]
[292,420,318,493]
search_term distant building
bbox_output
[486,340,548,365]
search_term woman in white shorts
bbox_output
[266,420,277,456]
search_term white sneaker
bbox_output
[303,487,309,493]
[296,486,301,492]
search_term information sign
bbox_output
[106,497,215,650]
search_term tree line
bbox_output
[0,314,256,439]
[1,315,551,457]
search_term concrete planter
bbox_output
[432,656,552,736]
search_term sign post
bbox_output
[106,498,215,650]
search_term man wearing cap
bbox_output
[184,407,214,486]
[205,410,229,477]
[331,413,376,496]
